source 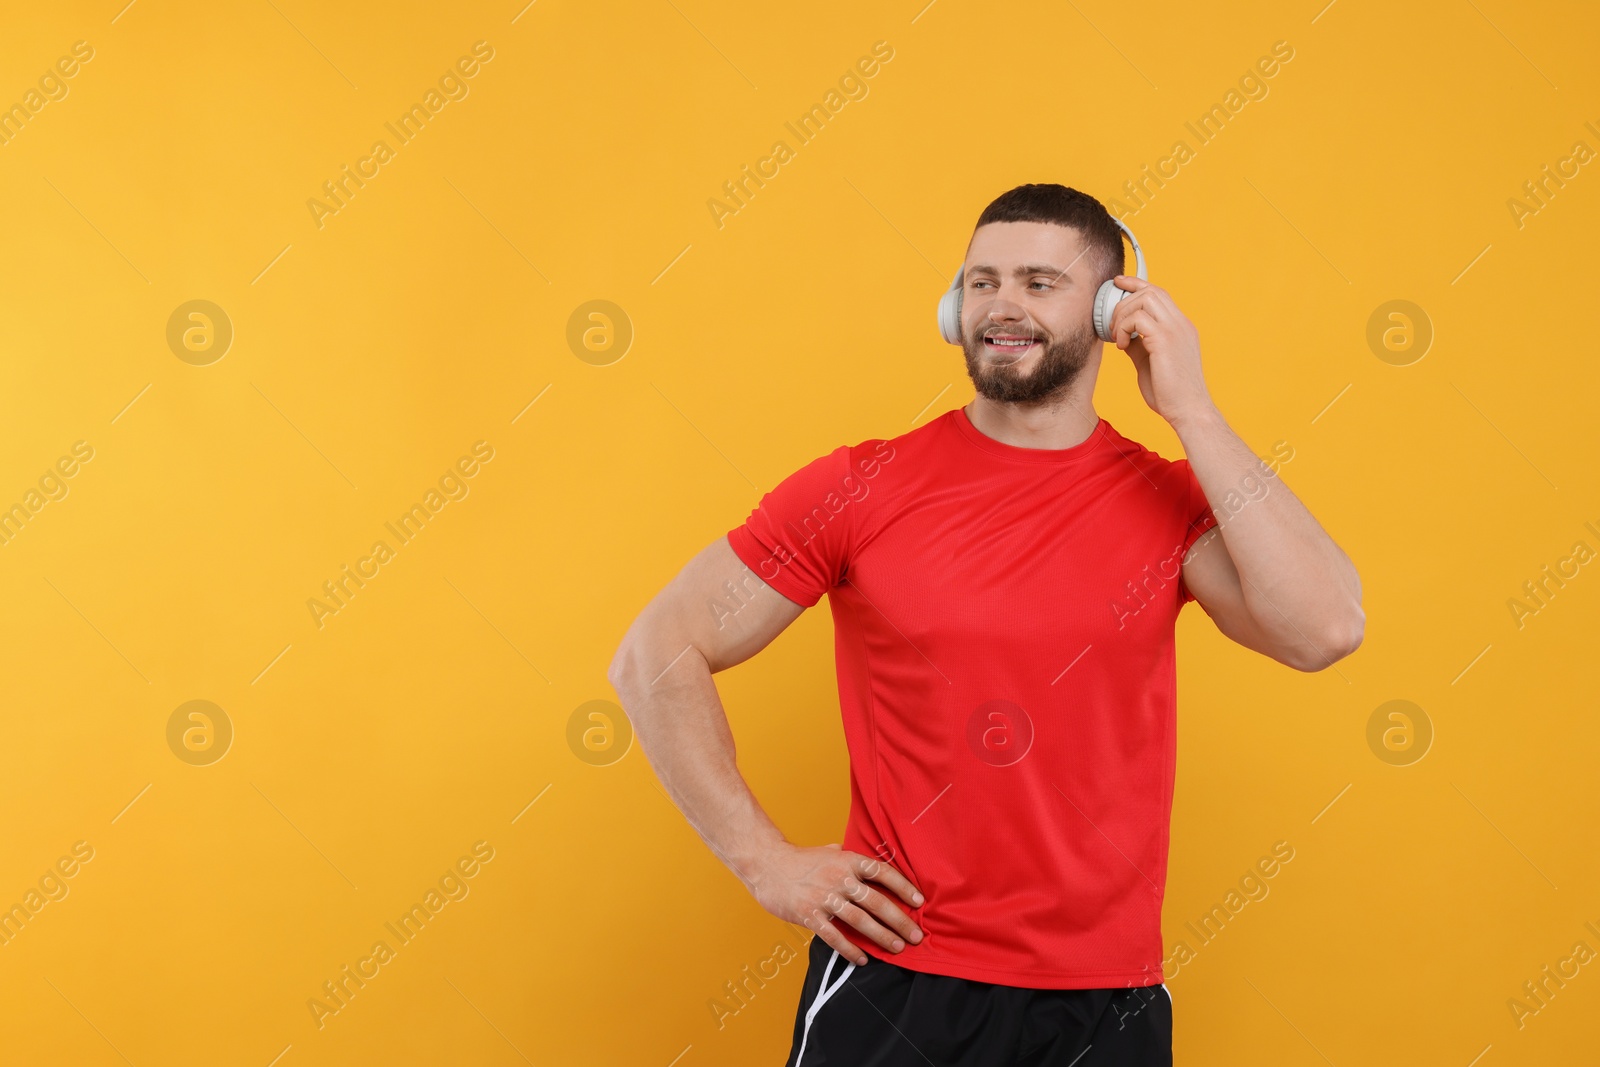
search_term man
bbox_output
[608,183,1363,1065]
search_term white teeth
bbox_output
[989,338,1033,347]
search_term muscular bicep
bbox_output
[613,535,806,683]
[1180,526,1288,664]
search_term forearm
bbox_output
[1172,403,1363,650]
[610,635,786,887]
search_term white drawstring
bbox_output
[794,948,857,1066]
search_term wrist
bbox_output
[1167,399,1223,436]
[727,830,790,888]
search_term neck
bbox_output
[964,386,1100,450]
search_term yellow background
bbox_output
[2,0,1597,1063]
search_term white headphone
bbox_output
[937,217,1147,345]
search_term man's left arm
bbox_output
[1106,275,1365,672]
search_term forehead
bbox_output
[965,220,1086,268]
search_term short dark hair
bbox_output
[972,184,1124,288]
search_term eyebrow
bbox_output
[967,263,1072,280]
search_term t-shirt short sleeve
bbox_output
[1176,459,1219,606]
[725,444,856,609]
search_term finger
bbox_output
[1136,291,1171,323]
[808,912,870,966]
[852,854,924,909]
[845,880,923,944]
[1113,274,1150,292]
[834,900,906,954]
[1112,290,1165,326]
[1142,287,1176,317]
[1115,309,1158,349]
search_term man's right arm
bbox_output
[607,535,923,965]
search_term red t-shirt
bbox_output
[725,405,1217,989]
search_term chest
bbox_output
[844,467,1189,656]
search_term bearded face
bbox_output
[961,314,1100,405]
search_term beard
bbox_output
[962,318,1099,406]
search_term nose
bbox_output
[984,294,1025,324]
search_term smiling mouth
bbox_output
[983,334,1039,355]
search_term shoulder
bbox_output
[757,415,935,503]
[804,410,951,486]
[1096,421,1204,516]
[1099,420,1192,479]
[843,412,946,477]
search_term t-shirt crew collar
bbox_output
[950,405,1111,465]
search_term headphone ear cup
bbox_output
[1092,279,1119,342]
[937,271,964,345]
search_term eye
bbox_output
[1029,280,1053,290]
[971,280,994,290]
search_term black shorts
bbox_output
[783,935,1173,1066]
